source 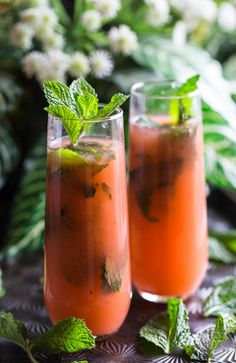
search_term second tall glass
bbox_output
[128,81,208,302]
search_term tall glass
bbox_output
[44,109,131,336]
[128,81,208,301]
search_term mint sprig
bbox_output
[0,312,95,363]
[170,74,200,125]
[139,298,236,361]
[192,312,236,360]
[139,298,194,357]
[43,77,129,144]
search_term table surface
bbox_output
[0,254,236,363]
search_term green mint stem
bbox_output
[25,341,39,363]
[26,348,39,363]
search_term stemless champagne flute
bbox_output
[128,81,208,302]
[44,109,131,336]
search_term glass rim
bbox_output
[131,80,200,100]
[48,104,123,124]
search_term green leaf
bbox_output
[102,257,123,293]
[208,236,236,264]
[98,93,129,118]
[191,313,236,360]
[3,137,46,258]
[43,81,76,112]
[208,313,236,358]
[139,313,169,354]
[167,298,194,355]
[203,277,236,317]
[76,94,98,119]
[70,77,97,98]
[139,298,194,356]
[176,74,200,96]
[46,105,83,144]
[34,317,95,354]
[209,229,236,252]
[0,312,28,349]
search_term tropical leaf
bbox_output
[0,72,21,114]
[3,136,46,258]
[132,36,236,130]
[0,122,19,189]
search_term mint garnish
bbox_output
[139,298,194,357]
[43,77,129,144]
[203,276,236,317]
[0,312,95,363]
[170,74,200,125]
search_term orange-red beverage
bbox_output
[44,113,131,336]
[128,82,208,301]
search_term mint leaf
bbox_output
[209,236,236,264]
[168,298,194,355]
[45,105,83,144]
[169,74,199,125]
[208,313,236,358]
[139,298,194,356]
[176,74,200,96]
[203,277,236,317]
[76,93,98,119]
[139,313,169,353]
[44,77,129,144]
[0,312,28,348]
[70,77,97,98]
[98,93,129,118]
[43,81,76,112]
[102,257,123,293]
[34,317,95,354]
[191,313,236,361]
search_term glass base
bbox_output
[138,289,190,302]
[139,290,173,303]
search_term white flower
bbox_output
[10,23,34,50]
[146,0,170,27]
[170,0,217,26]
[37,50,69,83]
[172,21,187,47]
[20,7,58,32]
[19,7,41,30]
[68,52,90,77]
[108,25,138,55]
[81,10,102,32]
[22,51,47,77]
[40,31,64,50]
[89,50,114,78]
[218,2,236,32]
[92,0,121,19]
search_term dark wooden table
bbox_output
[0,253,236,363]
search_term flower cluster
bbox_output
[8,0,236,84]
[10,0,139,83]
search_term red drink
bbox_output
[44,114,131,336]
[128,81,208,301]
